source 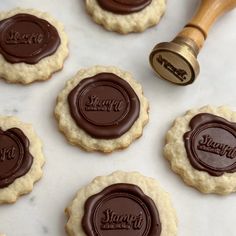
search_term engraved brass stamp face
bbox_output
[151,51,194,85]
[149,40,200,86]
[154,52,191,83]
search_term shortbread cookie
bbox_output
[65,171,177,236]
[55,65,149,152]
[0,8,68,84]
[85,0,166,34]
[0,116,44,204]
[164,105,236,194]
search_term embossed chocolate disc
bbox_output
[97,0,152,14]
[0,14,60,64]
[184,113,236,176]
[0,128,33,188]
[68,73,140,139]
[82,183,161,236]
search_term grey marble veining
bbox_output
[0,0,236,236]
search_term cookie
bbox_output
[65,171,177,236]
[55,65,149,153]
[0,116,44,204]
[164,105,236,194]
[85,0,166,34]
[0,8,68,84]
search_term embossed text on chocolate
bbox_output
[5,30,44,45]
[85,95,123,112]
[101,209,144,230]
[0,146,16,162]
[198,134,236,159]
[157,55,187,82]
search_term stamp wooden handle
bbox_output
[178,0,236,49]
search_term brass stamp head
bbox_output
[149,40,200,86]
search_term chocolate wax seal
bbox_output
[0,128,33,188]
[68,73,140,139]
[0,13,60,64]
[97,0,152,14]
[184,113,236,176]
[82,183,161,236]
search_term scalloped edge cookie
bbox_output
[85,0,166,34]
[55,65,149,153]
[65,171,178,236]
[0,116,44,204]
[0,8,69,84]
[164,105,236,195]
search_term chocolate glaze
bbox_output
[97,0,152,14]
[82,183,161,236]
[184,113,236,176]
[68,73,140,139]
[0,128,33,188]
[0,14,60,64]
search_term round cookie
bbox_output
[0,8,68,84]
[55,65,149,153]
[0,116,44,204]
[164,105,236,194]
[85,0,166,34]
[65,171,178,236]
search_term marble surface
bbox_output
[0,0,236,235]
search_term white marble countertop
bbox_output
[1,0,236,235]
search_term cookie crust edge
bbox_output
[164,105,236,194]
[65,171,178,236]
[85,0,166,34]
[0,116,44,204]
[55,65,149,153]
[0,8,69,84]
